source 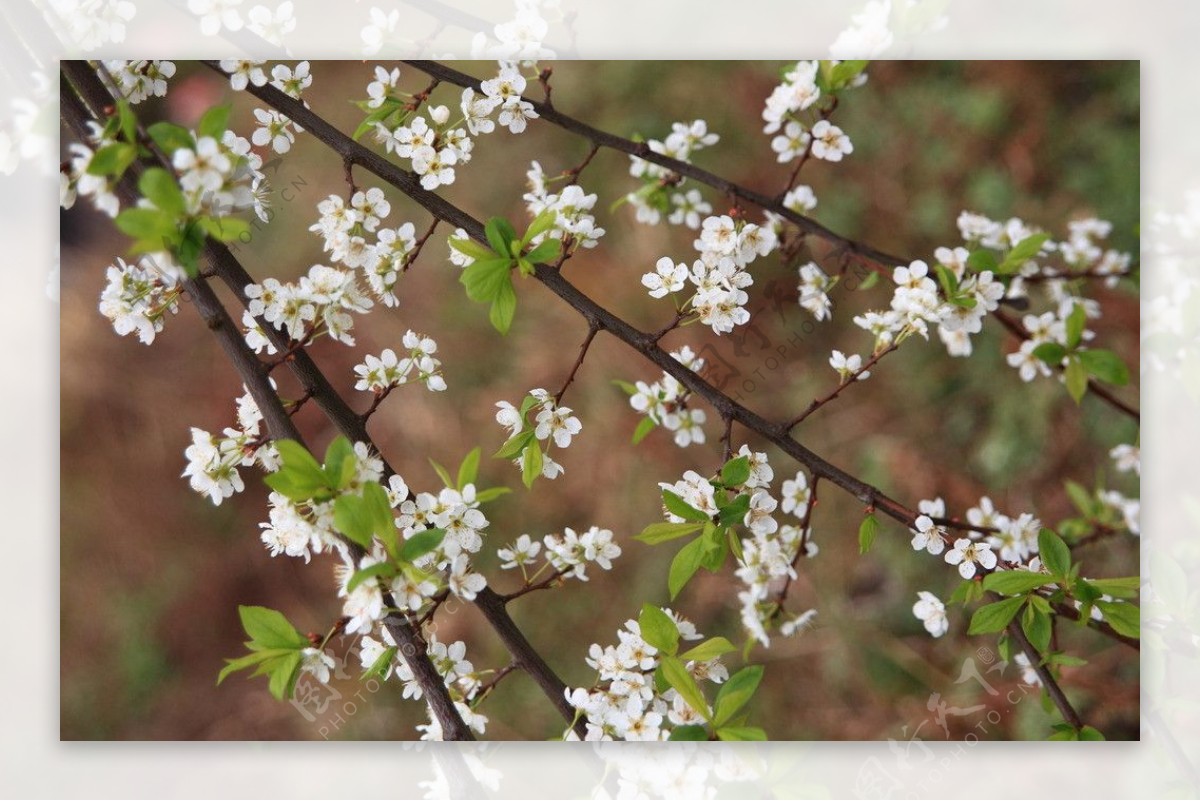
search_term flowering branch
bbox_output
[785,342,899,430]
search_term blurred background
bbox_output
[60,60,1139,740]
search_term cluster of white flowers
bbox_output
[309,190,419,307]
[624,120,718,228]
[497,525,621,583]
[182,385,281,506]
[217,60,310,154]
[1100,444,1140,535]
[370,62,536,193]
[63,122,121,218]
[98,256,182,344]
[47,0,135,50]
[105,60,175,104]
[494,388,581,480]
[564,610,727,740]
[243,263,373,348]
[522,162,605,249]
[625,345,708,447]
[913,591,949,637]
[641,214,778,336]
[353,330,446,393]
[174,130,271,222]
[763,61,860,164]
[358,629,489,739]
[729,458,820,648]
[829,349,870,382]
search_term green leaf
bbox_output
[361,481,397,552]
[1078,725,1106,741]
[668,725,709,741]
[239,605,309,650]
[713,665,764,726]
[858,513,879,555]
[720,456,751,488]
[612,379,638,396]
[399,528,446,563]
[1085,576,1140,599]
[668,536,706,599]
[829,59,869,89]
[115,99,137,143]
[934,263,959,297]
[662,489,711,523]
[489,276,517,334]
[474,486,512,503]
[137,168,186,216]
[323,437,357,490]
[523,237,561,265]
[268,650,303,701]
[146,121,195,154]
[448,235,498,261]
[635,521,704,545]
[460,258,514,303]
[632,415,656,444]
[115,207,178,242]
[679,636,736,663]
[197,104,232,140]
[1064,356,1089,404]
[1000,232,1050,272]
[428,458,454,489]
[716,726,768,741]
[1038,528,1072,579]
[1022,603,1052,653]
[638,604,680,655]
[456,447,481,490]
[982,570,1055,595]
[1032,342,1067,366]
[333,493,374,548]
[352,97,403,140]
[966,248,999,273]
[857,271,880,290]
[948,578,984,606]
[198,215,251,243]
[495,430,535,460]
[264,440,333,502]
[521,443,543,489]
[523,209,559,244]
[967,596,1026,635]
[717,493,751,527]
[86,142,137,177]
[698,522,727,571]
[362,645,398,680]
[1077,349,1130,386]
[1095,601,1140,639]
[484,217,517,256]
[1065,304,1087,350]
[347,561,397,593]
[217,649,287,685]
[1064,480,1096,517]
[661,655,710,722]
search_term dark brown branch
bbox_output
[1005,615,1084,731]
[786,342,899,429]
[473,587,589,739]
[553,323,599,405]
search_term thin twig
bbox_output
[554,323,599,405]
[786,342,899,429]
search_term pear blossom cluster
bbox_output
[623,120,719,228]
[358,628,490,739]
[63,122,122,218]
[624,345,708,447]
[243,263,373,348]
[467,0,557,61]
[104,60,176,104]
[641,213,778,336]
[494,388,582,480]
[98,255,182,344]
[763,61,862,164]
[564,609,727,740]
[219,60,310,154]
[521,161,606,250]
[369,62,537,193]
[496,526,622,584]
[182,385,282,506]
[174,129,271,222]
[352,330,447,393]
